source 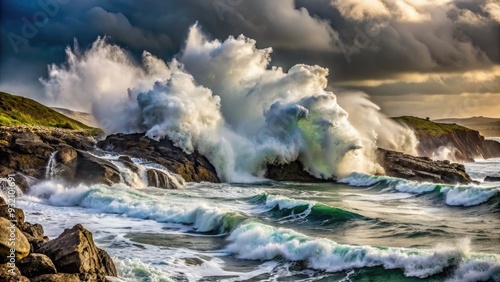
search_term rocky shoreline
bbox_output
[0,125,493,280]
[0,126,479,189]
[0,195,116,282]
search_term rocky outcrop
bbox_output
[395,116,500,162]
[0,128,219,187]
[39,224,117,280]
[72,151,122,186]
[376,148,472,184]
[0,127,97,191]
[0,195,118,282]
[264,149,473,184]
[265,161,333,182]
[484,176,500,182]
[146,169,185,189]
[0,127,127,188]
[417,130,500,162]
[98,133,220,183]
[17,253,57,278]
[0,203,49,253]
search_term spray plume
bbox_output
[42,24,418,182]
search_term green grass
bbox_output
[0,92,102,136]
[393,116,471,137]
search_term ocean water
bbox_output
[13,157,500,282]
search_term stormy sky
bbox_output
[1,0,499,118]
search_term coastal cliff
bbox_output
[394,116,500,162]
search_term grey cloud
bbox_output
[0,0,499,118]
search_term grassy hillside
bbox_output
[434,117,500,137]
[393,116,471,137]
[52,107,99,128]
[0,92,101,135]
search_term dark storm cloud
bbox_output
[0,0,499,103]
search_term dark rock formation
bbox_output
[0,127,219,186]
[72,151,122,186]
[376,148,472,184]
[264,149,473,184]
[0,127,97,191]
[484,176,500,182]
[0,195,117,281]
[98,133,220,183]
[118,155,139,173]
[17,253,57,278]
[0,127,127,188]
[39,224,117,280]
[146,169,185,189]
[265,161,333,182]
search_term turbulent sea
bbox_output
[15,156,500,282]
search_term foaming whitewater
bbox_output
[41,24,418,182]
[227,223,500,280]
[340,172,500,207]
[19,176,500,281]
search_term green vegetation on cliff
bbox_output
[393,116,470,137]
[0,92,102,136]
[434,116,500,137]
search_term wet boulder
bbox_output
[376,148,472,184]
[39,224,117,279]
[72,151,121,186]
[17,253,57,278]
[0,217,30,263]
[0,205,25,228]
[0,263,30,282]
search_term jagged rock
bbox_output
[118,156,139,173]
[20,222,47,253]
[23,232,49,253]
[21,222,44,239]
[0,127,96,181]
[98,133,220,183]
[17,253,57,278]
[484,176,500,182]
[39,224,117,279]
[266,161,332,182]
[0,195,5,206]
[146,169,185,189]
[0,264,30,282]
[71,151,121,186]
[0,217,30,263]
[98,248,118,277]
[264,149,473,184]
[376,148,472,184]
[55,146,77,165]
[30,273,82,282]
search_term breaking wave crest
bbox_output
[340,173,500,207]
[41,24,417,183]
